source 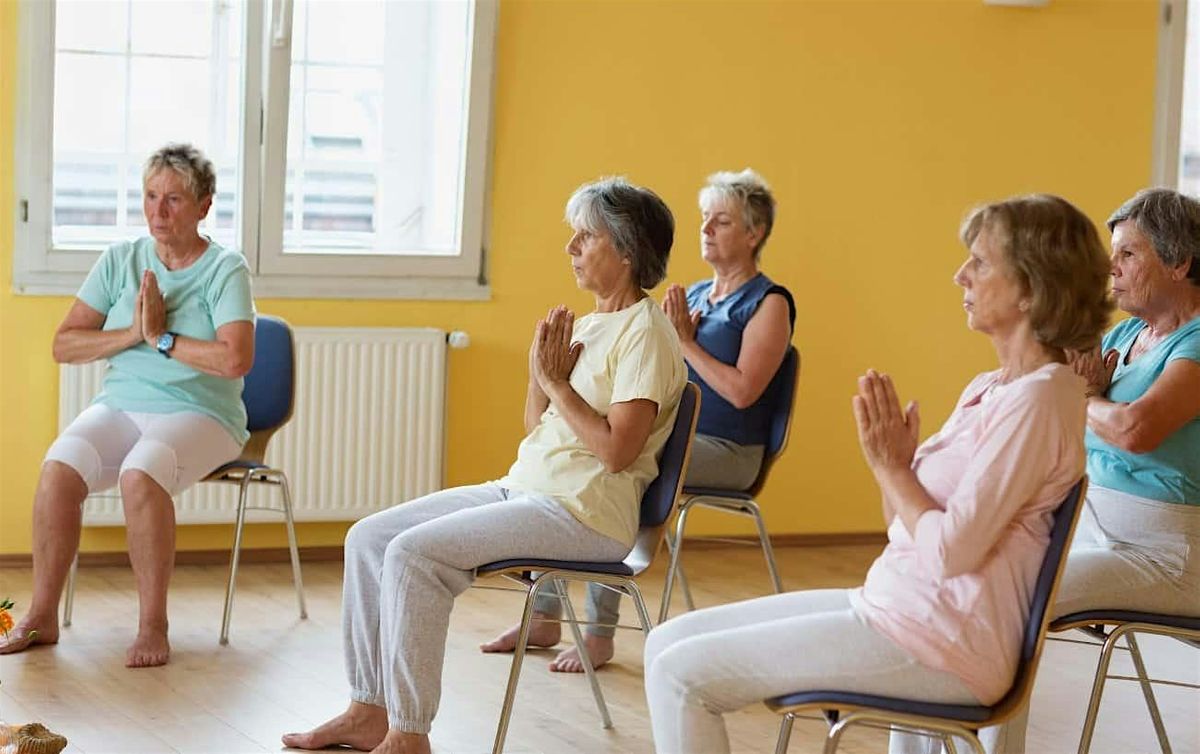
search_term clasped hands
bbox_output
[530,305,584,395]
[852,369,920,477]
[130,270,168,347]
[1066,346,1118,398]
[661,284,700,342]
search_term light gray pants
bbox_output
[894,486,1200,754]
[341,483,629,733]
[531,434,764,637]
[643,589,979,754]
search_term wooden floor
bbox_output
[1,543,1197,754]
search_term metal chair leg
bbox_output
[278,471,308,620]
[1125,632,1172,754]
[62,553,79,628]
[219,474,253,646]
[774,712,795,754]
[659,504,694,623]
[560,583,612,729]
[745,500,784,593]
[492,579,551,754]
[1077,624,1125,754]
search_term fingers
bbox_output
[689,309,701,327]
[879,373,902,423]
[865,370,897,424]
[856,374,879,426]
[906,400,920,439]
[851,395,868,435]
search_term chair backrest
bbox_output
[625,383,701,572]
[991,477,1087,719]
[239,315,296,462]
[746,346,800,497]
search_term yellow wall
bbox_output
[0,0,1158,555]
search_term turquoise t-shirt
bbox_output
[76,237,255,445]
[1085,315,1200,505]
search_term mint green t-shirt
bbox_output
[77,237,256,444]
[1085,315,1200,505]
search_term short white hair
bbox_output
[698,168,776,258]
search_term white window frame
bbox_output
[1153,0,1190,187]
[12,0,496,300]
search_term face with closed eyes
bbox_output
[954,226,1029,336]
[700,196,761,266]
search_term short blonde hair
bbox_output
[142,143,216,200]
[960,194,1113,351]
[698,169,776,259]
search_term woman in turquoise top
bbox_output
[976,188,1200,754]
[482,169,795,673]
[0,144,255,669]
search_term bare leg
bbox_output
[369,730,432,754]
[120,470,175,668]
[479,611,561,653]
[282,701,389,751]
[0,461,88,655]
[549,633,615,673]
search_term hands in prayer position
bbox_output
[661,284,700,342]
[138,270,167,346]
[532,305,584,394]
[1066,347,1119,398]
[852,369,920,477]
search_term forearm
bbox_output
[167,336,251,378]
[1086,396,1151,452]
[873,467,937,536]
[524,379,550,434]
[681,340,757,409]
[53,327,141,364]
[544,381,629,472]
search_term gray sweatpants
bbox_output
[342,483,629,733]
[531,433,764,636]
[893,486,1200,754]
[644,589,979,754]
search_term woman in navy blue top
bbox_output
[482,169,795,672]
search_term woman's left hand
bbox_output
[533,305,583,393]
[662,284,700,342]
[140,270,167,345]
[852,370,920,475]
[1066,346,1118,398]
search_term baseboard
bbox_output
[0,533,885,568]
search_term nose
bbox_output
[953,260,969,287]
[565,232,580,256]
[701,217,715,235]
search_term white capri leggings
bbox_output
[44,403,243,496]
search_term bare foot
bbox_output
[282,701,388,751]
[479,612,561,653]
[549,633,615,673]
[0,615,59,655]
[369,729,431,754]
[125,625,170,668]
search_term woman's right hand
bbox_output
[852,370,920,475]
[662,284,700,342]
[128,282,144,344]
[1067,347,1118,398]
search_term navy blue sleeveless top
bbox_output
[686,273,796,446]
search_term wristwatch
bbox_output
[155,331,178,358]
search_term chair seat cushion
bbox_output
[477,558,635,577]
[1052,610,1200,632]
[204,458,267,480]
[682,486,752,501]
[764,690,993,724]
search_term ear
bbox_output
[198,194,214,221]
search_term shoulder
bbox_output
[1104,317,1144,348]
[991,364,1084,422]
[686,279,711,299]
[208,243,251,273]
[623,301,682,350]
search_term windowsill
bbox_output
[12,269,492,301]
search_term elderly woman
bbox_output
[0,143,254,668]
[973,188,1200,754]
[481,169,794,673]
[282,177,686,754]
[643,194,1113,754]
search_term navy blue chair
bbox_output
[61,315,307,646]
[1048,609,1200,753]
[764,478,1088,754]
[476,382,700,754]
[661,346,799,621]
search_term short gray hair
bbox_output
[1107,188,1200,286]
[143,143,216,201]
[698,168,776,259]
[565,177,675,290]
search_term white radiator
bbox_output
[58,327,448,526]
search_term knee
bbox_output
[119,469,167,507]
[37,460,88,503]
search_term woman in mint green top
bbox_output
[0,144,255,670]
[979,188,1200,754]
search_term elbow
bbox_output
[1107,411,1165,454]
[223,353,253,379]
[51,342,69,364]
[600,449,638,474]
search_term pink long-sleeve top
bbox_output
[849,363,1086,704]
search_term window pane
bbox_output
[283,0,472,256]
[1180,5,1200,196]
[52,0,244,251]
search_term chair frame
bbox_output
[661,347,799,621]
[475,382,701,754]
[61,315,307,646]
[1048,612,1200,754]
[765,478,1089,754]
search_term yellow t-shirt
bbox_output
[498,297,687,547]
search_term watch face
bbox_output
[157,332,174,352]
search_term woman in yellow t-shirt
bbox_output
[283,177,686,754]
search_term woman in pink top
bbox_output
[643,194,1113,754]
